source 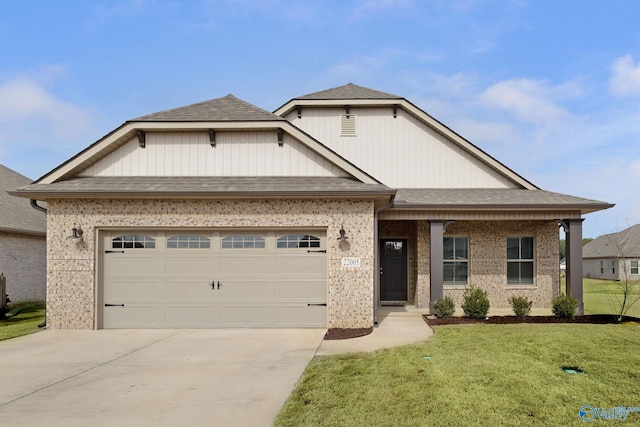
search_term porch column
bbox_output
[564,218,585,315]
[429,220,445,312]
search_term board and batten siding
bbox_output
[286,107,518,189]
[79,131,349,177]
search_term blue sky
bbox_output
[1,0,639,238]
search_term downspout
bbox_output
[373,194,395,326]
[30,200,47,328]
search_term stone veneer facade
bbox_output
[0,231,46,303]
[45,197,375,329]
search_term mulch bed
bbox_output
[324,327,373,340]
[423,314,640,326]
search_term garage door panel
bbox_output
[104,280,164,302]
[103,305,161,328]
[164,305,220,327]
[217,280,275,299]
[164,279,216,300]
[274,256,326,275]
[164,255,214,275]
[220,305,275,326]
[106,255,164,275]
[220,256,274,275]
[275,280,327,299]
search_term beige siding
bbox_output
[0,231,46,302]
[79,131,349,178]
[286,108,518,188]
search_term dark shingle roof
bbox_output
[0,165,46,235]
[12,176,394,198]
[132,94,286,122]
[583,224,640,258]
[294,83,402,100]
[393,188,613,213]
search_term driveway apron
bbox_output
[0,329,325,427]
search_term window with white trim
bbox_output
[631,260,639,275]
[444,237,468,285]
[507,237,534,285]
[167,235,210,249]
[221,235,265,249]
[277,234,320,249]
[112,235,156,249]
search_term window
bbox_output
[112,235,155,249]
[444,237,468,285]
[600,261,604,274]
[612,260,616,274]
[340,114,356,136]
[631,261,639,275]
[507,237,534,285]
[221,235,265,249]
[277,234,320,248]
[167,235,210,249]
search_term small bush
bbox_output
[508,295,533,318]
[433,295,456,318]
[552,295,578,318]
[461,286,490,319]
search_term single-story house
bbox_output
[11,83,613,329]
[0,164,46,303]
[583,224,640,281]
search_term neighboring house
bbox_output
[11,83,613,329]
[583,224,640,281]
[0,164,46,303]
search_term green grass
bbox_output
[276,323,640,426]
[0,303,45,341]
[583,278,640,317]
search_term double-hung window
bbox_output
[507,237,534,285]
[631,260,639,275]
[444,237,468,285]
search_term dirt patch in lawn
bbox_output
[423,314,640,326]
[324,327,374,340]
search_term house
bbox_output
[583,224,640,281]
[0,164,46,303]
[10,83,613,329]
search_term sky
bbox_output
[1,0,639,238]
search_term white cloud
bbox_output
[609,54,640,97]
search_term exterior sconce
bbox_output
[277,128,284,146]
[137,131,146,148]
[208,129,216,147]
[337,225,348,241]
[69,224,84,239]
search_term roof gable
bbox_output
[293,83,403,100]
[0,164,46,235]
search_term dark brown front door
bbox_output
[380,239,408,301]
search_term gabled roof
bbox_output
[27,94,379,185]
[583,224,640,258]
[274,83,538,190]
[0,164,46,236]
[11,177,394,199]
[133,94,286,122]
[393,188,613,214]
[293,83,403,100]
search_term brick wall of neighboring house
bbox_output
[0,231,46,303]
[45,198,375,329]
[439,220,560,309]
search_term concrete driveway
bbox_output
[0,329,325,427]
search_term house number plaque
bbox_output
[341,257,361,267]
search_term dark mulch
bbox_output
[423,314,640,326]
[324,327,373,340]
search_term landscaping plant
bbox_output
[552,295,578,318]
[508,295,532,318]
[461,286,490,318]
[433,295,455,318]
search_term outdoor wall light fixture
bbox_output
[208,129,216,147]
[337,225,348,241]
[69,224,84,239]
[137,130,146,148]
[277,128,284,146]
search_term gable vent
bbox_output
[341,114,356,137]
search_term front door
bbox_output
[380,239,408,302]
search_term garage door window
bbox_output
[222,235,266,249]
[167,235,210,249]
[277,234,320,249]
[112,235,155,249]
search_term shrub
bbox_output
[433,295,456,318]
[508,295,533,318]
[552,295,578,318]
[461,286,490,319]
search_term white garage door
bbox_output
[102,230,327,328]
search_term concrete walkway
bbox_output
[317,305,433,355]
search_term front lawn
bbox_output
[583,278,640,317]
[0,303,45,341]
[276,323,640,426]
